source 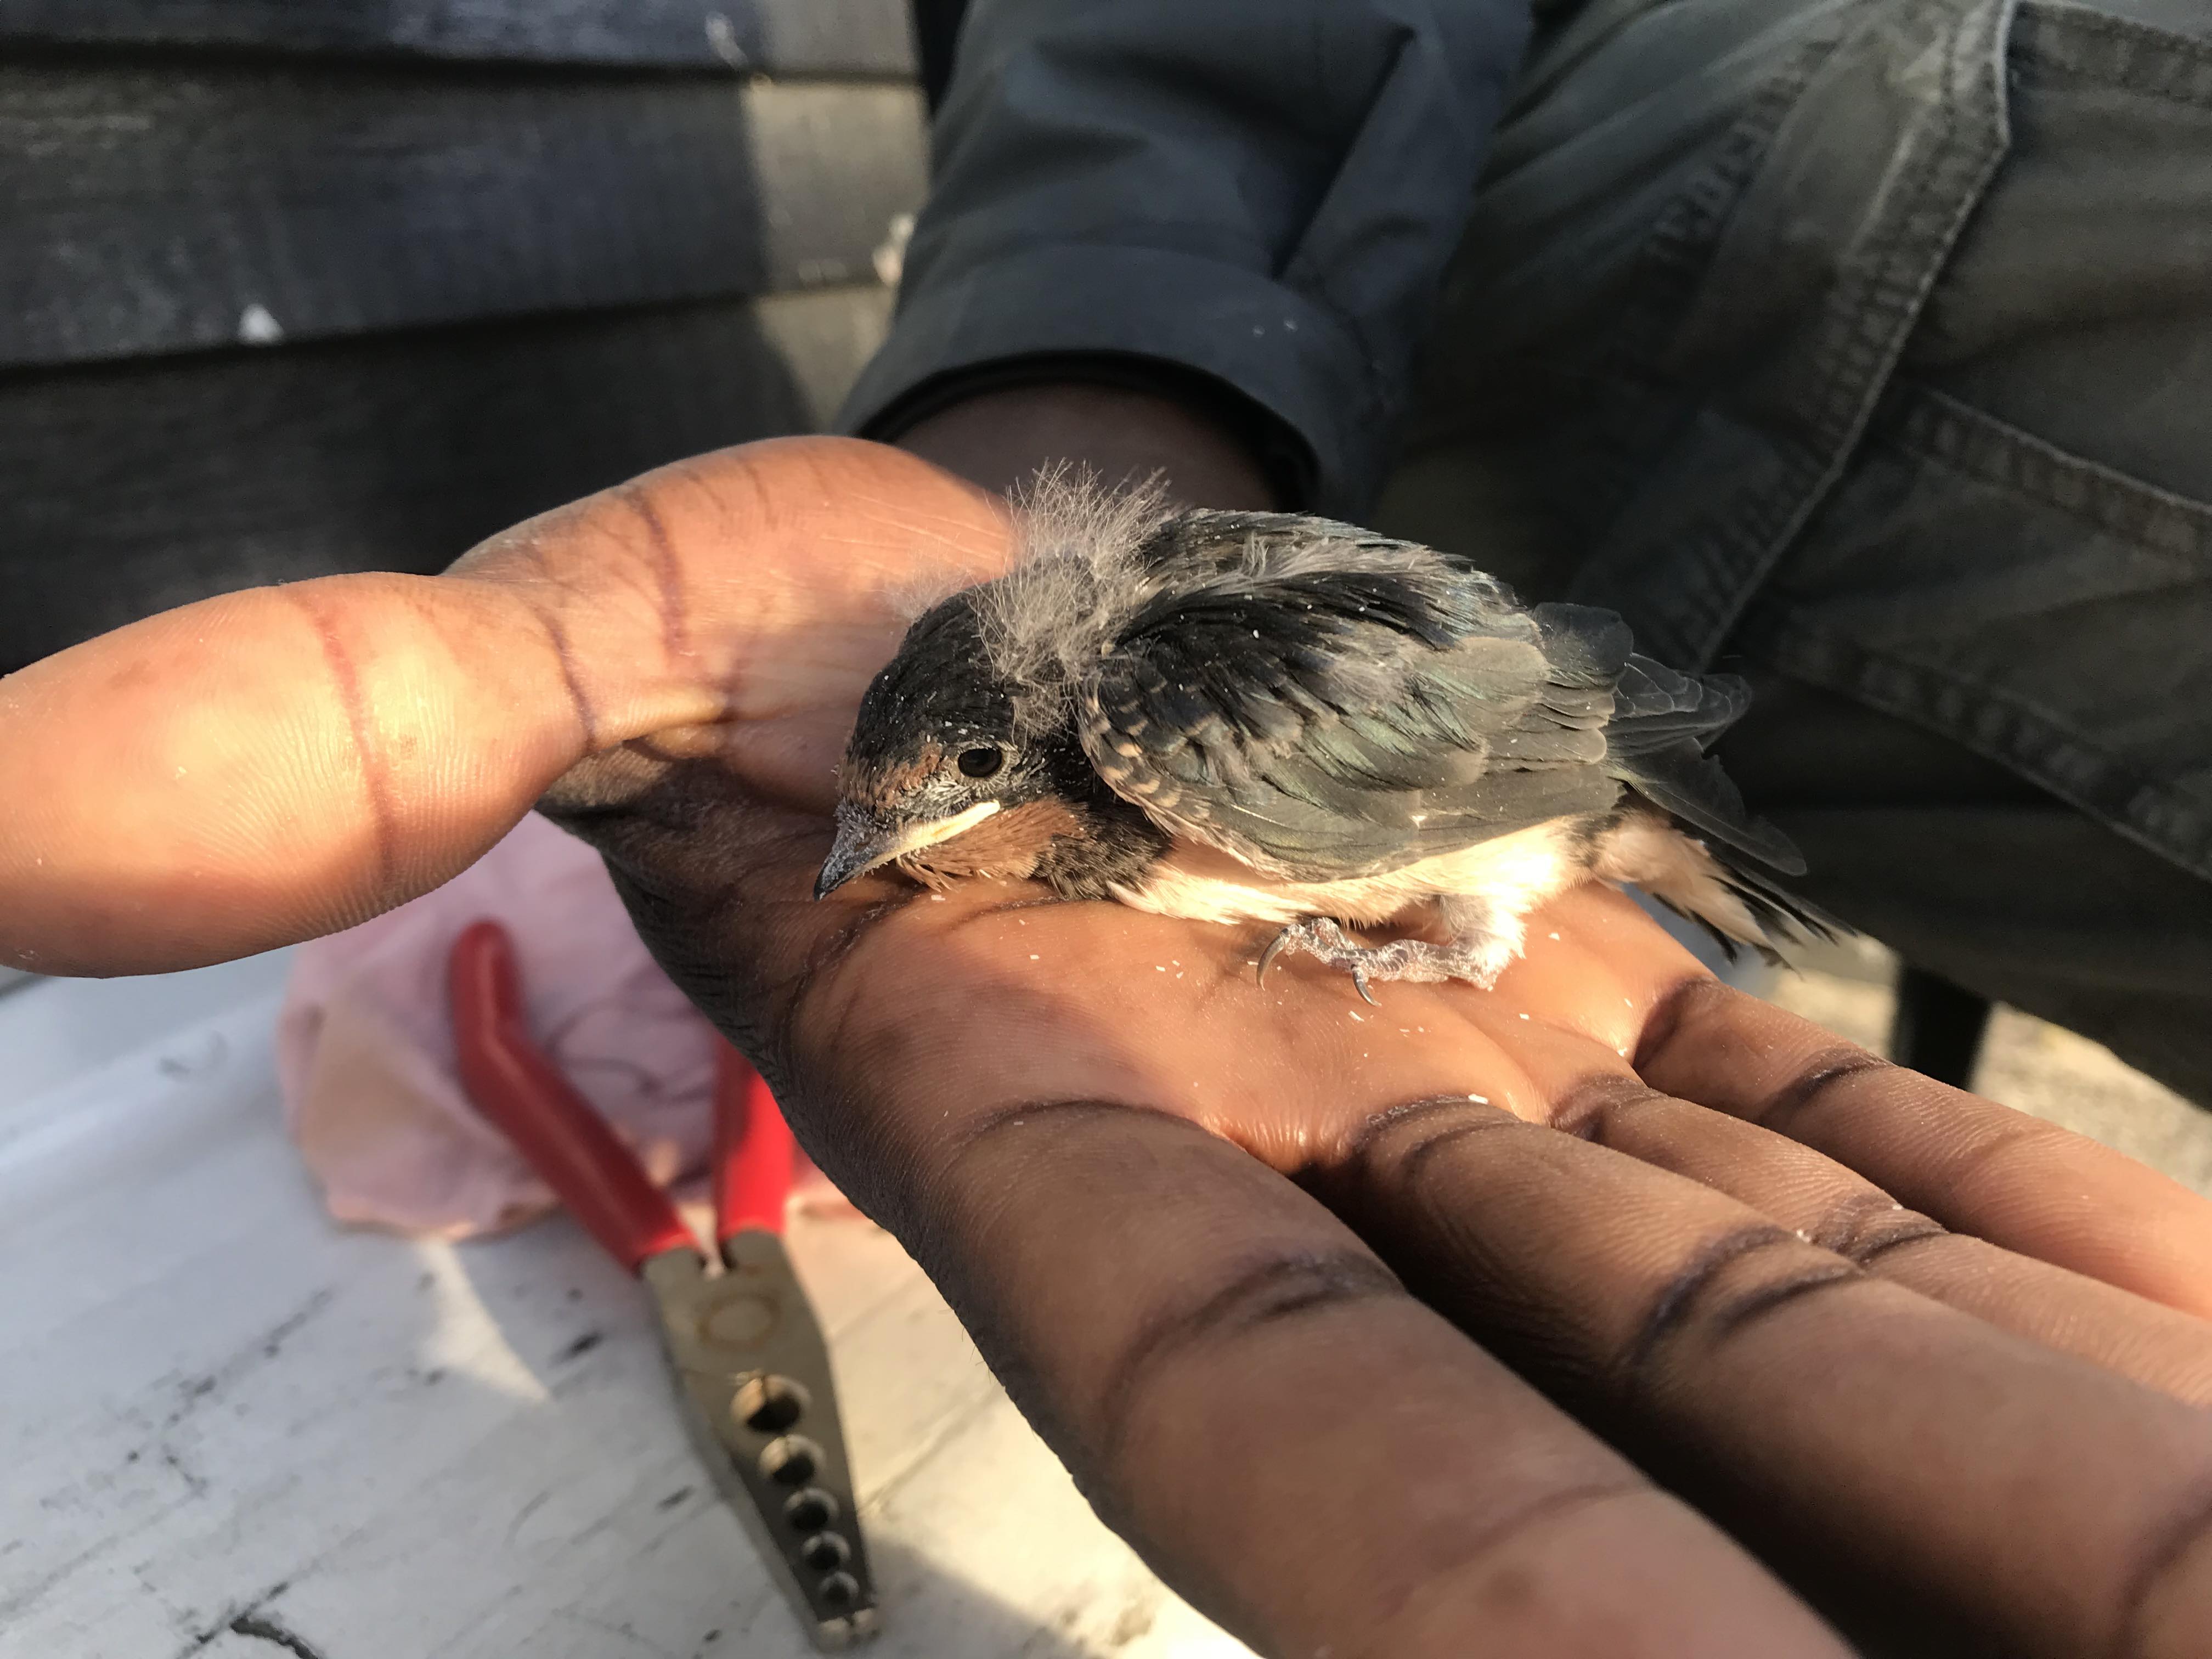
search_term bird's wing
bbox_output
[1570,615,1806,877]
[1074,538,1627,880]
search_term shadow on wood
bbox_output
[0,12,922,670]
[0,287,892,669]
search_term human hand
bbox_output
[0,437,1012,974]
[9,429,2211,1656]
[558,735,2212,1658]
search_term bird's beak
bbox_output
[814,800,1003,899]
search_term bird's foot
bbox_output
[1257,918,1513,1004]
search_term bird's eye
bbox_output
[956,746,1004,780]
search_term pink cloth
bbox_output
[278,811,840,1241]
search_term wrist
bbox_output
[889,379,1286,511]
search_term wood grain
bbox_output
[0,963,1248,1657]
[0,0,917,75]
[0,61,926,368]
[0,285,895,669]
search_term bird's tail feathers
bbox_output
[1579,647,1803,877]
[1608,738,1804,878]
[1591,808,1841,966]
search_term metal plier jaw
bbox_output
[645,1232,878,1649]
[448,919,877,1650]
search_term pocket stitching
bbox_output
[1893,382,2212,574]
[2014,2,2212,110]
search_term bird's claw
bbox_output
[1259,918,1382,1003]
[1257,916,1512,997]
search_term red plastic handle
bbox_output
[448,919,697,1272]
[713,1041,795,1242]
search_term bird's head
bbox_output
[816,594,1071,898]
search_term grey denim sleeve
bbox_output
[833,0,1533,517]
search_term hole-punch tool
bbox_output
[447,919,878,1649]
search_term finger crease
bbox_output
[1093,1250,1405,1470]
[1846,1222,1950,1267]
[1754,1049,1892,1134]
[1630,975,1734,1074]
[1401,1120,1523,1189]
[1548,1074,1668,1146]
[1702,1262,1866,1346]
[907,1097,1199,1287]
[1340,1096,1517,1178]
[284,586,399,901]
[526,600,602,752]
[617,483,689,664]
[1810,1192,1950,1267]
[1619,1224,1802,1385]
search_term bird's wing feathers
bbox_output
[1573,624,1807,877]
[1075,523,1623,879]
[1071,518,1801,882]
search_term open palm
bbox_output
[7,437,2212,1656]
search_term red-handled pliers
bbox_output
[447,919,878,1650]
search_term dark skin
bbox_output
[5,410,2212,1654]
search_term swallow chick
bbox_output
[816,479,1824,1000]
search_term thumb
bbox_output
[0,569,716,975]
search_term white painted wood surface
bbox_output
[0,958,1252,1659]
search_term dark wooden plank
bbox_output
[0,285,894,670]
[0,0,917,75]
[0,61,925,368]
